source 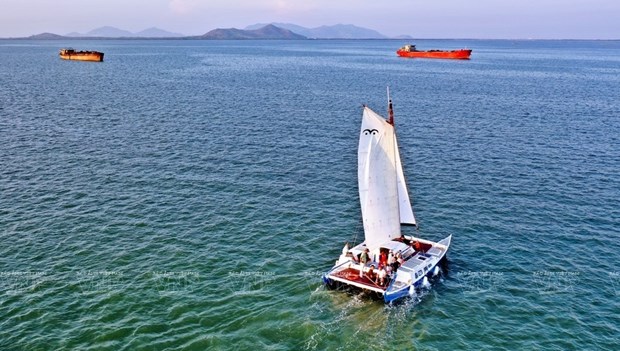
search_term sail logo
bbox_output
[363,129,379,135]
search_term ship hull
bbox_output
[59,52,104,62]
[323,235,451,304]
[397,49,471,60]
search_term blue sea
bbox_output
[1,39,619,350]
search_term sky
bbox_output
[1,0,618,39]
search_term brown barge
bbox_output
[59,48,104,62]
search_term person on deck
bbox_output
[384,264,393,282]
[379,251,387,267]
[412,241,422,252]
[360,248,370,266]
[395,253,404,270]
[387,251,395,266]
[359,248,370,277]
[367,265,376,282]
[378,265,387,286]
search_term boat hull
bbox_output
[322,275,387,301]
[323,235,451,304]
[323,257,446,303]
[59,51,104,62]
[396,49,471,60]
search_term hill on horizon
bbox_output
[28,32,66,40]
[66,26,184,38]
[198,24,306,40]
[8,23,413,40]
[244,23,401,39]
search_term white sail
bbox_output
[358,107,402,251]
[394,138,416,226]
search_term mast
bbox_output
[387,87,394,126]
[386,87,417,227]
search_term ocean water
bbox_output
[1,39,619,350]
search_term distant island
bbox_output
[196,24,306,40]
[4,23,411,40]
[244,23,408,39]
[66,26,185,38]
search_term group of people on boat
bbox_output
[356,247,408,287]
[347,237,427,287]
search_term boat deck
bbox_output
[394,237,433,253]
[330,267,388,291]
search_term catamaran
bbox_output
[322,95,452,303]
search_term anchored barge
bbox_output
[59,48,104,62]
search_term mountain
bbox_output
[134,27,184,38]
[14,23,398,40]
[245,23,388,39]
[199,24,306,40]
[246,23,311,36]
[28,32,66,40]
[85,26,134,37]
[312,24,386,39]
[65,26,184,38]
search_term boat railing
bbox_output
[325,260,351,276]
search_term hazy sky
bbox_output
[1,0,618,39]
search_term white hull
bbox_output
[324,234,451,303]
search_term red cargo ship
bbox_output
[396,44,471,60]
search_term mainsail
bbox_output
[358,106,416,251]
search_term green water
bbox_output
[1,39,619,350]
